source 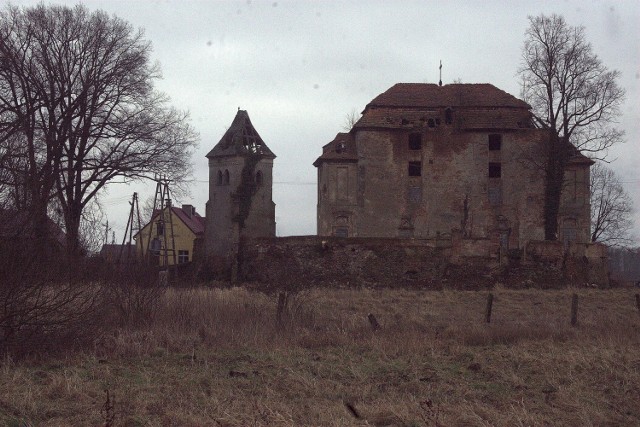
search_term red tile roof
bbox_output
[313,132,358,166]
[146,206,205,236]
[354,84,533,131]
[366,83,530,109]
[171,207,205,235]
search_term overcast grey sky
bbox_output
[13,0,640,243]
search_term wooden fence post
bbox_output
[485,293,494,324]
[570,293,579,327]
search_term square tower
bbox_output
[205,110,276,261]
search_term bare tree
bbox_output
[0,4,197,257]
[590,162,634,246]
[342,108,361,132]
[519,14,625,240]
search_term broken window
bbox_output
[223,169,230,185]
[408,133,422,150]
[488,162,501,178]
[408,161,422,177]
[255,170,263,186]
[489,134,502,151]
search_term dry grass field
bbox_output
[1,285,639,426]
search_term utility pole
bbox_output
[145,176,177,268]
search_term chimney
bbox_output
[182,204,194,218]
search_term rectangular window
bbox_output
[156,221,164,236]
[334,227,348,238]
[489,134,502,151]
[336,166,348,201]
[409,133,422,150]
[408,186,422,204]
[488,162,501,178]
[408,161,422,177]
[178,250,189,264]
[488,187,502,206]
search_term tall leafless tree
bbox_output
[519,14,625,240]
[0,4,197,257]
[590,162,634,246]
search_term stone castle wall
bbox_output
[236,236,609,290]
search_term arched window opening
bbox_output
[217,170,223,185]
[223,169,230,185]
[255,170,263,186]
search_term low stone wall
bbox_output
[237,236,609,289]
[524,240,609,286]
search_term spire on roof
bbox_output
[206,110,276,159]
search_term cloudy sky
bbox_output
[13,0,640,243]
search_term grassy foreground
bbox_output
[1,286,639,426]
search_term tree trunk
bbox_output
[63,204,83,260]
[543,134,570,241]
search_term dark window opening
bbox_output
[489,162,501,178]
[217,170,223,185]
[255,170,263,186]
[156,221,164,236]
[409,161,422,177]
[334,227,348,238]
[445,108,453,124]
[335,142,346,153]
[408,133,422,150]
[489,134,502,151]
[178,250,189,264]
[223,169,230,185]
[427,118,435,128]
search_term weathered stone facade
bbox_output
[239,236,609,289]
[314,83,592,250]
[205,110,276,261]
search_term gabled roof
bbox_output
[136,205,205,238]
[170,207,205,235]
[366,83,530,109]
[313,132,358,167]
[206,110,276,159]
[0,208,65,245]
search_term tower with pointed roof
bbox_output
[205,110,276,261]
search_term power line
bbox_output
[190,179,315,185]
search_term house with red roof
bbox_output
[314,83,592,252]
[135,204,205,266]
